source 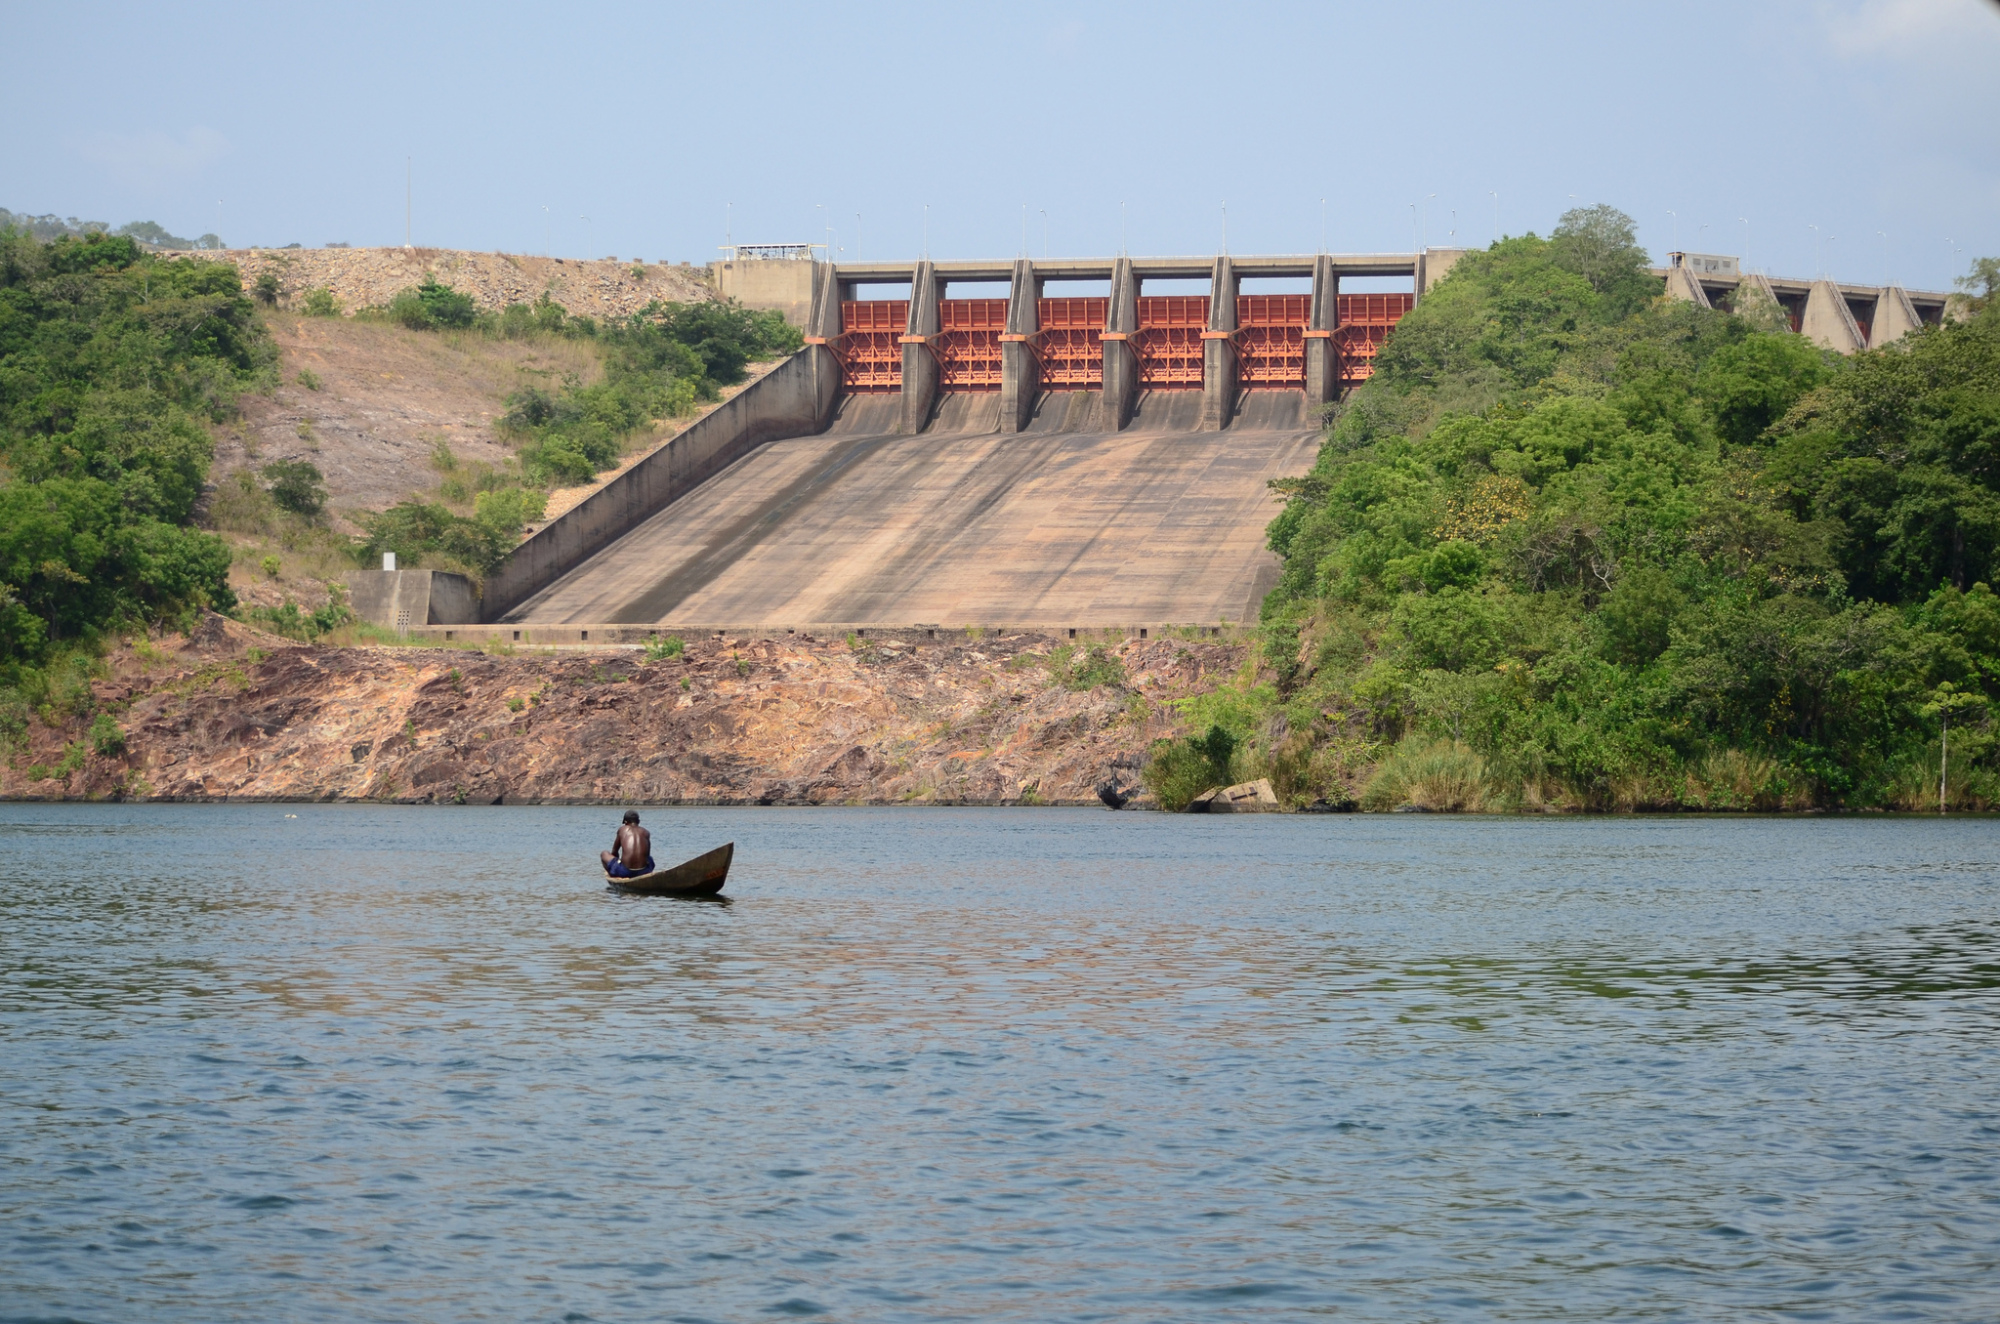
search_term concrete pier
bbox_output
[1870,285,1925,348]
[1665,264,1712,308]
[1101,257,1140,432]
[1802,278,1866,354]
[1305,254,1339,408]
[999,259,1040,434]
[1201,256,1239,431]
[901,261,941,434]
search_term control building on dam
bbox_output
[363,248,1957,645]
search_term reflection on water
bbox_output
[3,807,1998,1321]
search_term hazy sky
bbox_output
[5,0,1996,292]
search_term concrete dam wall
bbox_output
[482,252,1380,632]
[500,389,1317,629]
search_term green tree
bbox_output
[1919,681,1987,812]
[261,459,327,516]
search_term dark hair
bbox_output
[622,810,640,824]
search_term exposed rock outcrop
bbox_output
[175,247,714,321]
[6,625,1247,807]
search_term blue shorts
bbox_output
[605,855,655,879]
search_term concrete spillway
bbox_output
[504,391,1317,628]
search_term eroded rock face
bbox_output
[7,625,1243,807]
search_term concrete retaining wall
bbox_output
[715,259,818,327]
[397,621,1252,649]
[482,347,840,620]
[347,569,482,629]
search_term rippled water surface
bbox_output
[3,807,1999,1322]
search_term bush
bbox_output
[300,287,341,317]
[644,634,685,661]
[1142,723,1238,811]
[296,369,322,391]
[261,459,327,517]
[252,272,281,306]
[1044,643,1125,691]
[239,598,353,642]
[89,712,126,757]
[386,278,477,331]
[358,487,546,575]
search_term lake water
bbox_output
[2,807,1997,1322]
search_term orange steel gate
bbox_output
[1235,294,1308,388]
[1334,293,1414,385]
[1036,297,1106,389]
[838,300,907,392]
[934,299,1006,390]
[1134,296,1208,388]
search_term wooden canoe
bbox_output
[606,842,734,897]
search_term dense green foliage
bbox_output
[1244,208,2000,810]
[351,288,798,572]
[0,210,220,250]
[0,229,266,665]
[496,297,802,484]
[357,488,548,575]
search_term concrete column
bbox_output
[801,261,846,429]
[805,261,842,340]
[1201,256,1239,431]
[1304,253,1340,408]
[1664,264,1713,308]
[1802,278,1865,354]
[1419,247,1467,297]
[1870,285,1924,348]
[1099,257,1140,431]
[999,259,1040,433]
[901,261,941,433]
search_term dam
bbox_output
[479,251,1426,638]
[365,248,1956,643]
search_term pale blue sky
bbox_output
[5,0,1996,293]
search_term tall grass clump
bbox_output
[1361,739,1492,812]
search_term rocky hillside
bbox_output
[175,246,713,321]
[6,623,1254,808]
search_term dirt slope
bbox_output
[5,622,1249,807]
[215,313,601,526]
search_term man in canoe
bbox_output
[602,810,655,878]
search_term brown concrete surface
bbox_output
[504,389,1319,627]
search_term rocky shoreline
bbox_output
[4,617,1250,807]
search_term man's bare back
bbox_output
[601,811,654,877]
